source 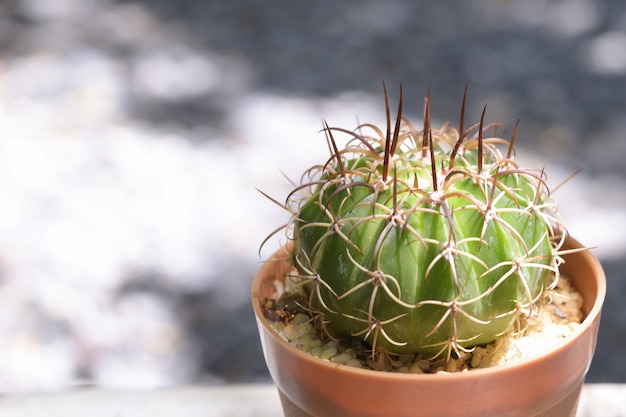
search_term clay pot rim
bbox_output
[253,236,606,381]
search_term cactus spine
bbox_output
[281,86,566,360]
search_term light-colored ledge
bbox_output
[0,384,621,416]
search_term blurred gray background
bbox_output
[0,0,624,391]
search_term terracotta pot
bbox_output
[252,236,605,417]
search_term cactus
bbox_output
[268,85,567,361]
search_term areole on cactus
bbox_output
[264,84,570,361]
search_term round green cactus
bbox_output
[282,86,566,360]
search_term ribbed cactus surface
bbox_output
[287,88,565,358]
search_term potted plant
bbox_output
[252,85,606,417]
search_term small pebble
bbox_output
[320,345,338,360]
